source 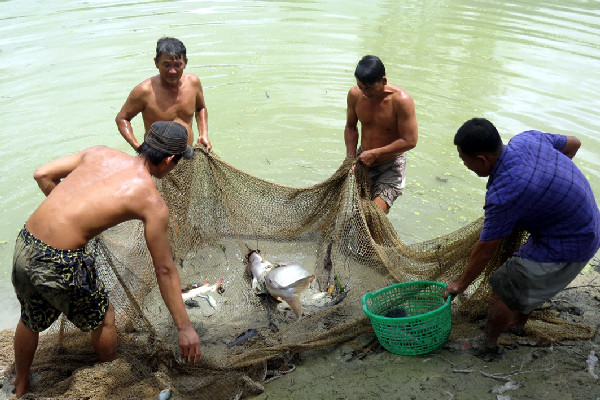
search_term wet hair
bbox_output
[354,55,386,85]
[156,37,187,61]
[454,118,503,157]
[137,142,183,166]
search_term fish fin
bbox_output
[252,277,259,289]
[216,277,224,288]
[287,296,303,320]
[293,274,316,293]
[282,275,316,319]
[203,279,209,286]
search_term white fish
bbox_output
[247,249,316,319]
[246,250,273,290]
[157,388,172,400]
[198,294,217,309]
[587,350,598,379]
[182,278,224,300]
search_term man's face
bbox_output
[356,78,386,99]
[155,54,187,86]
[457,146,490,177]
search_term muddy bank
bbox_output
[254,267,600,400]
[0,267,598,400]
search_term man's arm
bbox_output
[194,77,210,151]
[33,149,87,196]
[377,92,418,157]
[561,135,581,159]
[143,200,201,362]
[444,238,502,298]
[344,88,360,158]
[115,84,148,151]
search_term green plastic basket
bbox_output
[362,281,452,355]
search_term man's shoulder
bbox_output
[388,85,412,101]
[81,145,120,158]
[348,85,361,96]
[131,77,155,96]
[182,73,202,87]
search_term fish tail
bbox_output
[284,274,316,319]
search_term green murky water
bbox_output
[0,0,598,329]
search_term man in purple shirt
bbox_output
[445,118,600,358]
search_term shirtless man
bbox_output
[116,37,211,151]
[12,121,201,397]
[344,55,418,213]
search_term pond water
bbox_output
[0,0,598,330]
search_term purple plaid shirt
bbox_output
[481,130,600,262]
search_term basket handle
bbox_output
[362,291,374,307]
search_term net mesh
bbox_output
[6,146,594,399]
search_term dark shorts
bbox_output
[12,227,109,333]
[489,255,587,314]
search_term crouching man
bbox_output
[445,118,600,358]
[12,121,201,397]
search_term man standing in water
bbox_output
[344,55,418,213]
[12,121,201,397]
[445,118,600,359]
[116,37,211,151]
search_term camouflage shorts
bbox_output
[12,227,109,333]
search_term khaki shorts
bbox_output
[12,227,109,333]
[489,256,587,314]
[358,149,407,208]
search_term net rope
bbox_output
[4,146,593,400]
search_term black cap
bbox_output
[144,121,194,159]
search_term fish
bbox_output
[226,328,258,348]
[247,249,316,319]
[246,249,273,289]
[182,278,224,300]
[184,299,200,308]
[157,388,172,400]
[587,350,598,379]
[384,307,407,318]
[321,290,348,309]
[198,294,217,309]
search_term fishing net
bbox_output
[2,147,594,399]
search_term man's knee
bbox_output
[373,197,389,213]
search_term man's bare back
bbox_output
[26,146,165,250]
[116,37,210,151]
[12,122,201,398]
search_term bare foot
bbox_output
[474,344,506,362]
[505,326,526,336]
[13,374,29,398]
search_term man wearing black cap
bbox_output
[11,121,200,397]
